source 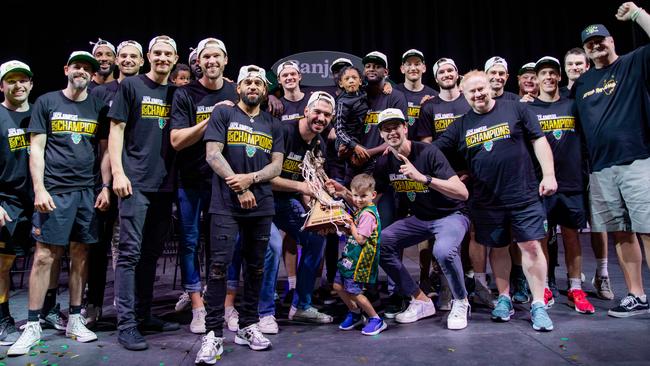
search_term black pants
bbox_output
[86,192,118,306]
[204,214,272,337]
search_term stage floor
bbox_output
[3,232,649,365]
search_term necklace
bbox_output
[242,108,259,123]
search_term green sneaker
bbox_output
[491,295,514,322]
[531,302,554,331]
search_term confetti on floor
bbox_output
[448,348,456,352]
[560,337,569,341]
[287,353,294,358]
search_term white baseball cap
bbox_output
[330,57,353,73]
[237,65,269,85]
[196,38,227,57]
[377,108,406,129]
[402,49,425,63]
[432,57,458,76]
[306,91,336,110]
[116,40,143,57]
[91,38,116,55]
[0,60,32,81]
[484,56,508,72]
[276,60,300,76]
[148,35,177,52]
[362,51,388,69]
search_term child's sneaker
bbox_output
[361,317,386,336]
[339,312,365,330]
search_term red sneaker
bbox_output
[544,287,555,309]
[568,288,595,314]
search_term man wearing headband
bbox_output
[89,38,117,91]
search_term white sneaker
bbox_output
[190,308,207,334]
[8,321,42,356]
[258,315,279,334]
[224,307,239,332]
[66,314,98,343]
[194,331,223,365]
[395,298,436,324]
[438,277,452,311]
[175,292,191,312]
[290,307,333,324]
[447,299,471,330]
[288,305,297,320]
[235,324,271,351]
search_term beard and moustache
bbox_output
[68,71,90,90]
[240,89,266,107]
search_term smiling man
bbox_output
[572,2,650,318]
[484,56,519,101]
[396,49,437,139]
[108,35,180,351]
[89,39,116,91]
[8,51,109,356]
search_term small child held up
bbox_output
[331,173,386,335]
[334,66,370,165]
[170,63,192,86]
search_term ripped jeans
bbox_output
[203,214,272,337]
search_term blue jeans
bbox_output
[273,197,326,310]
[228,226,282,316]
[177,188,210,293]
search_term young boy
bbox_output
[331,173,386,336]
[334,66,370,163]
[170,63,191,86]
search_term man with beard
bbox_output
[108,35,180,351]
[195,65,283,363]
[8,51,109,356]
[83,40,145,327]
[396,49,437,140]
[189,48,203,80]
[435,70,557,332]
[273,91,336,328]
[573,2,650,318]
[169,38,238,333]
[89,39,116,91]
[0,61,35,345]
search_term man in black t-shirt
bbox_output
[370,109,471,330]
[108,35,181,351]
[84,40,145,328]
[560,48,590,98]
[395,49,437,140]
[88,39,116,91]
[170,37,238,335]
[484,56,520,101]
[435,70,557,332]
[9,52,109,356]
[527,56,595,314]
[197,65,283,362]
[277,61,309,123]
[573,3,650,317]
[0,60,34,346]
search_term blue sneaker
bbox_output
[339,312,365,331]
[531,302,554,331]
[361,317,387,336]
[491,295,514,322]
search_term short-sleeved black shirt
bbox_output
[434,100,545,209]
[0,105,32,202]
[108,74,177,192]
[361,88,408,149]
[279,95,309,123]
[204,105,284,217]
[395,84,438,140]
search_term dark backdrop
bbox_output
[2,0,648,98]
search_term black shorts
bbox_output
[0,198,32,254]
[32,188,98,246]
[471,200,547,248]
[543,192,587,230]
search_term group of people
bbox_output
[1,2,649,364]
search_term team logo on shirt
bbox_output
[51,112,98,139]
[434,113,461,134]
[7,128,30,152]
[389,173,428,202]
[465,123,511,152]
[196,105,214,125]
[364,111,380,133]
[227,122,273,158]
[141,96,171,128]
[407,104,421,126]
[581,77,617,99]
[537,114,575,141]
[282,113,303,122]
[282,152,304,180]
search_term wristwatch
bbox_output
[424,175,433,186]
[101,183,112,190]
[252,173,260,184]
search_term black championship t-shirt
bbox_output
[0,106,32,202]
[361,88,408,149]
[527,97,583,193]
[28,91,108,193]
[395,84,438,140]
[280,95,309,123]
[494,91,520,101]
[108,75,177,192]
[275,120,326,200]
[415,95,471,171]
[204,105,284,217]
[434,100,544,209]
[374,141,464,220]
[170,80,238,189]
[572,45,650,172]
[91,80,120,107]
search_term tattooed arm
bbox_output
[206,141,236,179]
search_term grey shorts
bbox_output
[32,188,98,245]
[589,157,650,233]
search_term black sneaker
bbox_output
[548,277,560,299]
[383,294,407,319]
[608,294,650,318]
[138,315,180,332]
[118,326,148,351]
[0,316,19,346]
